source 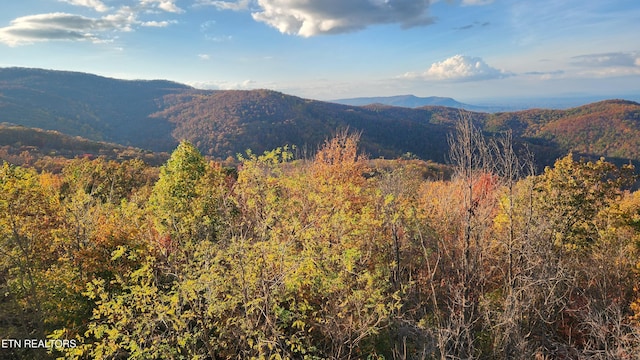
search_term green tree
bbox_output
[535,153,635,249]
[148,140,225,246]
[74,142,235,359]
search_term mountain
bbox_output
[0,123,167,167]
[153,91,640,166]
[151,90,455,161]
[0,67,192,151]
[1,67,640,168]
[0,68,460,162]
[331,95,492,111]
[485,99,640,165]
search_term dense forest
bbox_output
[1,121,639,359]
[3,68,640,169]
[0,124,168,171]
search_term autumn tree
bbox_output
[535,153,635,249]
[0,162,65,358]
[224,132,399,358]
[488,154,639,358]
[60,157,152,205]
[33,131,640,359]
[147,140,232,252]
[427,114,495,358]
[73,141,235,359]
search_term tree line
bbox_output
[1,122,639,359]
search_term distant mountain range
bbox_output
[332,95,493,112]
[333,94,640,112]
[1,67,640,169]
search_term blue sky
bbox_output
[1,0,639,102]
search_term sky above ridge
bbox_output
[1,0,639,102]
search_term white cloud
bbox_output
[0,0,188,47]
[0,12,128,46]
[189,79,258,90]
[522,70,566,80]
[567,51,640,78]
[59,0,110,12]
[198,54,211,60]
[0,4,182,46]
[139,0,184,13]
[461,0,494,5]
[200,20,216,31]
[207,35,233,42]
[141,20,175,27]
[576,67,640,78]
[196,0,251,11]
[571,52,640,68]
[199,20,233,41]
[577,67,640,79]
[405,55,511,81]
[103,6,138,31]
[250,0,434,37]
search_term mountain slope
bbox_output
[485,99,640,163]
[1,67,640,167]
[0,123,166,166]
[0,67,190,151]
[152,90,457,161]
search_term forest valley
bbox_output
[1,120,640,359]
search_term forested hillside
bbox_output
[2,68,640,169]
[487,100,640,162]
[0,67,189,151]
[0,124,167,170]
[1,127,639,359]
[152,90,455,161]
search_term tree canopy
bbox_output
[0,134,639,359]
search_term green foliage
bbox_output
[148,141,223,244]
[3,130,640,359]
[534,153,636,248]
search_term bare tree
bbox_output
[437,112,493,358]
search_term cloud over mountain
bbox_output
[249,0,434,37]
[405,55,511,81]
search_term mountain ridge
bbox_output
[331,94,492,111]
[0,123,168,168]
[1,67,640,168]
[0,67,192,151]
